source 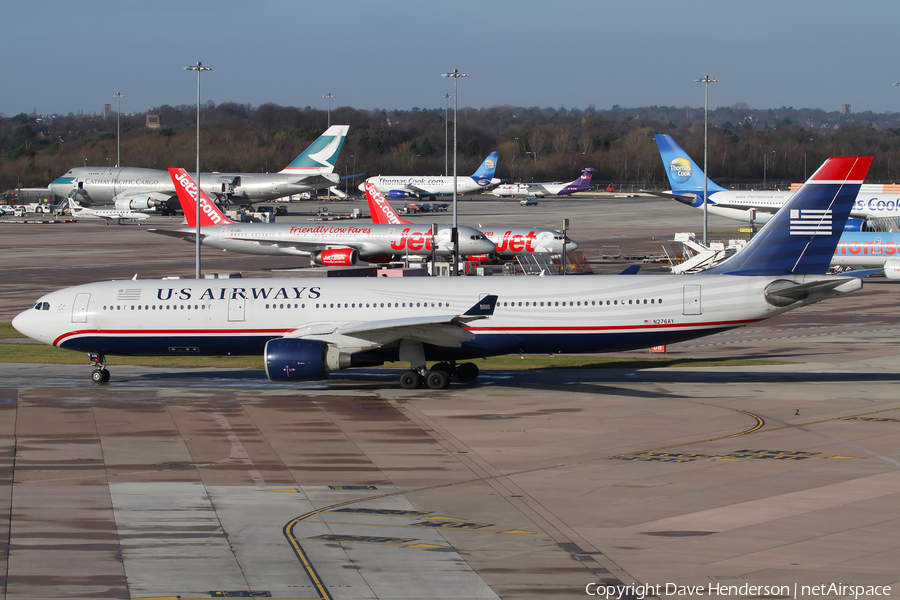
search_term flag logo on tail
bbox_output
[790,209,832,235]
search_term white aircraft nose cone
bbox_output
[11,310,35,340]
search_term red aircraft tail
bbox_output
[364,182,414,225]
[169,168,235,227]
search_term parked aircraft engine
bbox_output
[115,196,161,211]
[312,248,358,266]
[843,218,865,232]
[389,191,410,198]
[264,339,383,381]
[884,258,900,280]
[466,254,493,262]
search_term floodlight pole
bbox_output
[442,69,468,276]
[695,76,717,245]
[324,93,334,128]
[443,93,450,175]
[184,61,213,280]
[114,92,123,167]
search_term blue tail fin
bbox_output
[655,134,726,205]
[470,151,499,183]
[705,157,872,276]
[279,125,350,173]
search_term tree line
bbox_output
[3,102,900,194]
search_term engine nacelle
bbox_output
[884,258,900,280]
[264,338,380,381]
[313,248,358,266]
[265,338,329,381]
[843,218,865,232]
[466,254,492,262]
[389,190,409,198]
[115,196,160,211]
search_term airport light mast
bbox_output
[184,61,213,280]
[695,75,717,245]
[441,69,468,276]
[113,92,123,167]
[324,93,334,128]
[443,93,450,175]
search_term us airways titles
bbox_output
[155,285,322,301]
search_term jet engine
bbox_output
[466,254,492,262]
[264,338,384,381]
[312,248,358,266]
[389,190,410,198]
[884,258,900,280]
[843,218,865,232]
[115,196,161,211]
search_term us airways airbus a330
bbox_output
[14,157,871,389]
[148,169,495,266]
[48,125,350,213]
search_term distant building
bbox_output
[842,104,851,115]
[146,114,160,129]
[102,104,112,118]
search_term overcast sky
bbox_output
[5,0,898,117]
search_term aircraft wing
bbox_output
[285,295,499,348]
[147,229,209,243]
[640,190,697,202]
[226,236,367,252]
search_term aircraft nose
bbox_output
[566,239,580,251]
[11,309,38,341]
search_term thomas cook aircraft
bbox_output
[14,157,872,389]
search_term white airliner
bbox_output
[364,183,579,259]
[491,168,595,198]
[360,152,501,198]
[48,125,350,213]
[14,157,871,389]
[653,134,900,231]
[67,196,149,225]
[148,169,495,266]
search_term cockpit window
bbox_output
[32,302,50,310]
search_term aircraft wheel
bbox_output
[431,362,452,375]
[426,370,450,390]
[91,368,109,384]
[100,368,110,382]
[456,362,479,383]
[400,370,423,389]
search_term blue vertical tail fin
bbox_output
[655,134,726,204]
[279,125,349,174]
[704,156,872,276]
[470,151,499,183]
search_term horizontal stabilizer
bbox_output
[764,277,858,306]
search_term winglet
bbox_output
[168,168,235,227]
[704,156,872,276]
[364,182,414,225]
[619,265,641,275]
[462,295,498,317]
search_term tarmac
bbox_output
[0,195,898,599]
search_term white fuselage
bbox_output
[50,167,338,205]
[360,175,495,196]
[694,190,900,224]
[168,221,496,259]
[13,273,859,363]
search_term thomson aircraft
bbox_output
[149,169,495,266]
[360,152,501,198]
[48,125,350,213]
[491,168,595,197]
[67,196,149,225]
[14,157,872,389]
[365,183,579,259]
[652,134,900,230]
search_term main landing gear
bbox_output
[89,353,110,383]
[399,361,480,390]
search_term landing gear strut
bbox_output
[397,361,479,389]
[89,353,110,383]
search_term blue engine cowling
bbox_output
[843,218,865,232]
[389,190,409,198]
[264,338,328,381]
